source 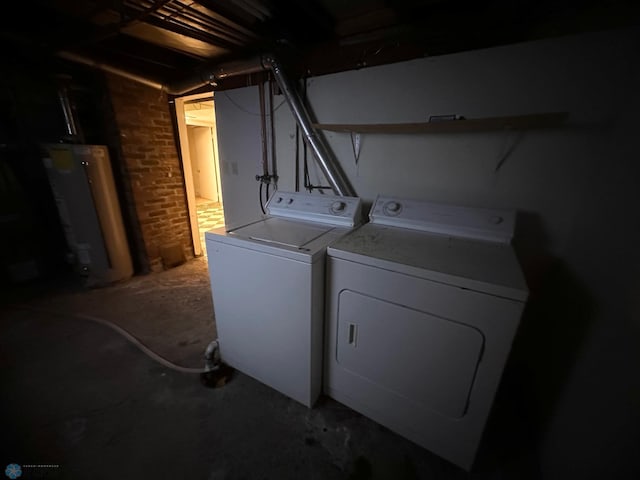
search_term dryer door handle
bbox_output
[348,323,358,347]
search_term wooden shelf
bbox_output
[313,112,568,134]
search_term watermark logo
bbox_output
[4,464,22,479]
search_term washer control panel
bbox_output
[370,195,516,244]
[267,191,362,227]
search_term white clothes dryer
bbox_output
[206,191,361,407]
[324,195,528,470]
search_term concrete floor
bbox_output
[0,259,538,479]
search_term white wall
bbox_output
[214,28,640,478]
[535,35,640,478]
[287,31,630,258]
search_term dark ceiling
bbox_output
[2,0,639,91]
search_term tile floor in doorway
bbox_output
[196,199,225,255]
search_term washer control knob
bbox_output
[382,201,402,216]
[331,201,346,212]
[287,198,294,205]
[276,197,283,203]
[387,201,400,212]
[489,215,503,225]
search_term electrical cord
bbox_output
[259,182,266,214]
[10,305,212,374]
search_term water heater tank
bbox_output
[43,144,133,286]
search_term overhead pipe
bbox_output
[57,84,79,138]
[167,57,267,95]
[58,50,356,196]
[57,51,165,91]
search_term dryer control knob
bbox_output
[331,201,346,212]
[489,215,503,225]
[287,198,294,204]
[276,197,283,203]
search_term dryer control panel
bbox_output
[370,195,515,244]
[267,191,362,227]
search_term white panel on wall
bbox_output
[214,88,265,229]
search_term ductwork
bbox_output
[58,51,356,197]
[266,56,356,197]
[168,57,268,94]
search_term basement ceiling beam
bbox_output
[120,4,253,50]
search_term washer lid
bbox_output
[234,217,334,248]
[328,223,528,301]
[206,217,349,263]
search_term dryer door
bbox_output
[336,290,484,418]
[325,255,524,470]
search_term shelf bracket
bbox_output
[350,132,361,164]
[494,131,524,172]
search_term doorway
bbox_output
[175,93,225,257]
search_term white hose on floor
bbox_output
[12,305,211,374]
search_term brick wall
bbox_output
[106,74,193,271]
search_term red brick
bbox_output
[107,74,193,267]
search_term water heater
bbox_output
[43,144,133,286]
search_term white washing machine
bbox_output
[324,195,528,470]
[206,191,361,407]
